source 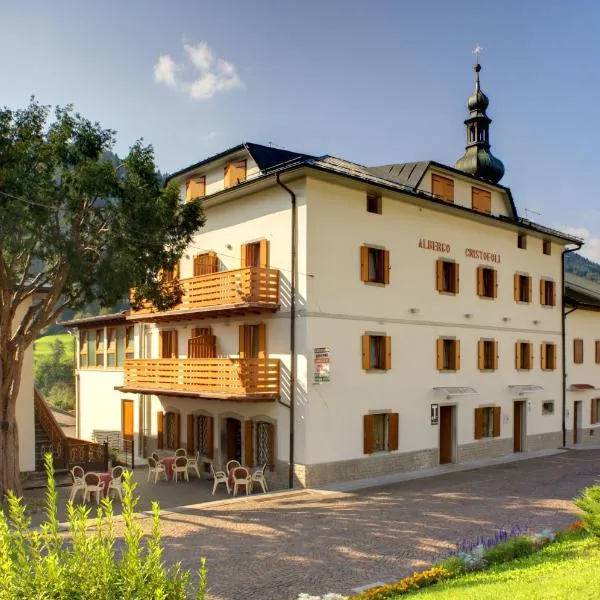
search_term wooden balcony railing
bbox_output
[122,358,280,400]
[131,267,279,315]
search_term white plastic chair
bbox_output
[210,463,230,495]
[175,448,187,457]
[232,467,252,497]
[69,466,86,502]
[186,451,201,479]
[226,460,241,474]
[108,465,125,501]
[172,456,189,483]
[250,463,269,493]
[83,472,105,504]
[147,456,167,483]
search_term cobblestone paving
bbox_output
[150,450,600,600]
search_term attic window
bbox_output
[366,194,382,215]
[543,240,551,255]
[517,233,527,250]
[224,160,247,189]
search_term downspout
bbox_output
[276,173,296,489]
[561,243,582,447]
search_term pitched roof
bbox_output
[565,273,600,309]
[60,311,128,328]
[367,162,430,188]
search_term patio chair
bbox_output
[210,463,230,495]
[147,456,167,484]
[83,472,105,504]
[172,456,189,483]
[108,465,125,501]
[186,451,201,479]
[226,460,241,474]
[69,466,86,502]
[151,452,161,463]
[175,448,187,457]
[250,463,269,494]
[232,467,252,497]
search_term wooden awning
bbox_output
[508,385,544,394]
[568,384,597,391]
[432,387,479,398]
[115,385,277,402]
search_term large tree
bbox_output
[0,100,205,496]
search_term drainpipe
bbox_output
[561,243,582,448]
[276,173,296,489]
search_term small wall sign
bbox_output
[313,347,330,384]
[430,403,439,425]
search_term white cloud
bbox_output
[153,42,243,100]
[560,226,600,263]
[200,131,219,140]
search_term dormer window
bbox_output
[186,176,206,201]
[431,174,454,203]
[224,160,247,189]
[471,187,491,214]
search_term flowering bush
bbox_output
[351,567,451,599]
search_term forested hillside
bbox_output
[564,252,600,282]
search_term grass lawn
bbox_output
[34,333,73,362]
[410,532,600,599]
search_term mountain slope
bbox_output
[564,252,600,282]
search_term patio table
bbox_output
[97,472,112,497]
[228,467,257,493]
[161,456,176,481]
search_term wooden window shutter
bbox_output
[492,269,498,298]
[383,250,390,284]
[158,332,164,359]
[474,408,484,440]
[259,239,269,269]
[527,343,533,369]
[206,416,214,458]
[258,323,267,359]
[360,246,369,282]
[455,340,461,371]
[171,331,178,358]
[174,413,181,448]
[362,335,370,370]
[592,400,598,425]
[472,187,491,213]
[432,174,454,202]
[553,281,556,306]
[436,259,444,292]
[477,267,484,297]
[239,325,247,358]
[187,414,195,452]
[528,277,532,303]
[515,342,521,369]
[453,263,460,294]
[478,340,484,370]
[224,164,231,188]
[267,423,275,469]
[157,412,164,449]
[493,407,501,437]
[514,273,520,302]
[596,341,600,364]
[240,244,248,268]
[363,414,374,454]
[384,336,392,370]
[539,279,544,304]
[541,343,547,370]
[436,338,444,370]
[244,420,254,466]
[574,339,583,364]
[388,413,399,451]
[493,341,499,370]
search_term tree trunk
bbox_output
[0,416,21,497]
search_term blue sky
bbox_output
[2,1,600,257]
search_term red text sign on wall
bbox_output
[465,248,501,263]
[418,239,451,253]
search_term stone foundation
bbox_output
[566,427,600,446]
[458,437,513,463]
[526,430,562,451]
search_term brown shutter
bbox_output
[493,341,499,370]
[492,269,498,298]
[240,244,248,268]
[454,262,460,294]
[384,336,392,370]
[388,413,399,451]
[527,343,533,370]
[244,420,254,466]
[436,338,444,370]
[360,246,369,282]
[224,164,232,188]
[478,339,484,370]
[539,279,545,305]
[239,325,247,358]
[474,408,483,440]
[258,323,267,359]
[493,407,501,437]
[157,412,164,449]
[574,339,583,364]
[382,250,390,284]
[514,273,520,302]
[363,414,374,454]
[171,330,178,358]
[472,187,491,213]
[362,335,370,370]
[259,239,269,269]
[515,342,521,369]
[187,414,195,452]
[267,423,275,469]
[158,331,164,358]
[477,267,484,297]
[455,339,461,371]
[436,259,443,291]
[528,277,532,303]
[174,413,181,448]
[552,281,556,306]
[541,343,547,370]
[592,400,598,425]
[596,341,600,364]
[206,416,214,459]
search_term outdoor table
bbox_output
[97,472,112,497]
[161,456,176,481]
[228,467,257,493]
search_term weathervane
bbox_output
[473,44,482,65]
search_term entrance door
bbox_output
[225,418,242,462]
[121,399,134,451]
[573,401,582,444]
[513,401,526,452]
[439,405,455,464]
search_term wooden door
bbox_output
[573,401,582,444]
[513,401,524,452]
[439,406,454,464]
[226,418,242,462]
[122,400,134,447]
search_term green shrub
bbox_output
[485,536,535,565]
[438,556,465,576]
[574,483,600,538]
[0,454,207,599]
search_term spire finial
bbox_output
[473,45,482,88]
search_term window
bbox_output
[515,341,533,370]
[474,406,500,439]
[477,266,497,299]
[478,339,498,371]
[595,340,600,364]
[574,338,584,364]
[514,273,532,303]
[239,324,266,359]
[431,174,454,202]
[95,329,104,367]
[116,327,126,367]
[193,251,218,276]
[194,414,214,459]
[541,342,557,371]
[125,326,135,360]
[437,338,460,371]
[517,233,527,249]
[79,331,89,368]
[542,401,555,416]
[241,239,269,268]
[159,411,180,450]
[363,412,399,454]
[472,187,491,214]
[88,330,96,367]
[362,334,391,371]
[159,330,178,359]
[436,259,459,294]
[540,279,556,306]
[162,263,179,283]
[591,398,600,425]
[360,246,390,284]
[543,240,552,255]
[366,193,382,214]
[185,176,206,201]
[106,328,117,367]
[224,159,247,188]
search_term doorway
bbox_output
[573,401,582,444]
[121,399,134,451]
[439,405,455,464]
[513,400,526,452]
[225,418,242,463]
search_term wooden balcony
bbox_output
[129,267,279,322]
[119,358,281,401]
